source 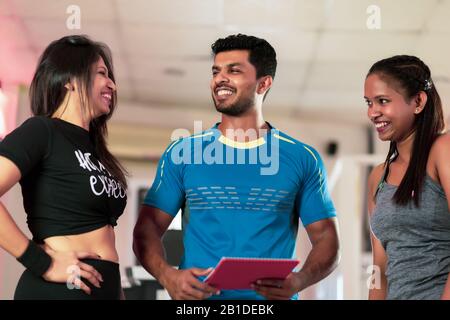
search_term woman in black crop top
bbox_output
[0,35,128,299]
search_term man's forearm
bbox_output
[295,238,340,292]
[133,233,174,286]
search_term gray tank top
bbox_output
[370,168,450,299]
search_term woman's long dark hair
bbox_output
[368,55,444,206]
[29,35,128,188]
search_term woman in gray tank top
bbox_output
[364,55,450,300]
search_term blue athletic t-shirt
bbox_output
[144,123,336,299]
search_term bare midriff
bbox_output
[43,225,119,263]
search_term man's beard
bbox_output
[212,94,254,116]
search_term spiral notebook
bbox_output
[204,257,300,290]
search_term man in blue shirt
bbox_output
[133,34,340,300]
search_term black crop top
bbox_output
[0,116,127,243]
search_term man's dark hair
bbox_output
[211,34,277,79]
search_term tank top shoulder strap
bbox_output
[374,161,391,198]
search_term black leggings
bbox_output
[14,258,121,300]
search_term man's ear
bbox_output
[414,91,428,114]
[256,76,273,95]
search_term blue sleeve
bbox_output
[143,140,185,217]
[296,145,337,226]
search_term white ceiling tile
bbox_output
[323,0,375,31]
[10,0,116,21]
[128,59,211,86]
[289,0,329,30]
[266,31,318,62]
[375,0,437,31]
[324,0,437,31]
[415,34,450,68]
[427,0,450,33]
[316,32,419,62]
[223,0,326,31]
[116,0,222,25]
[122,24,221,58]
[23,19,123,56]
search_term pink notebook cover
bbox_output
[204,257,299,290]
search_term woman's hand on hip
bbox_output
[41,247,104,295]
